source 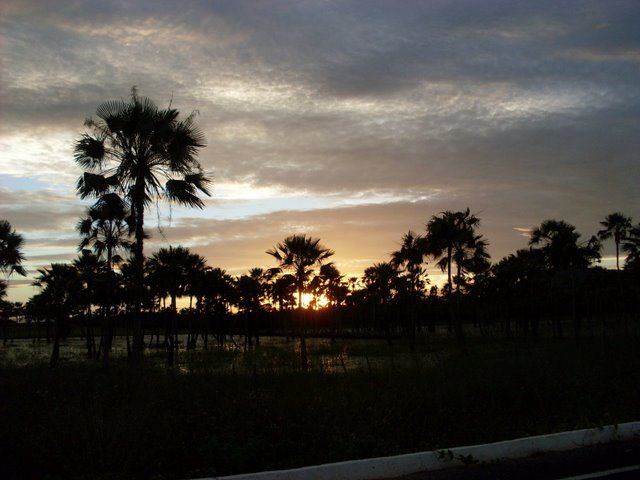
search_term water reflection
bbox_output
[0,335,445,374]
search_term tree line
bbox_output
[1,90,639,367]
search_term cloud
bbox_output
[1,0,639,304]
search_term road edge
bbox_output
[197,421,640,480]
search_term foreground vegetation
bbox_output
[1,334,639,479]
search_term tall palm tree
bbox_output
[77,193,132,365]
[199,267,235,347]
[530,220,601,337]
[363,262,398,306]
[33,264,82,367]
[0,220,26,278]
[489,248,546,336]
[529,220,600,270]
[236,268,268,347]
[425,209,480,296]
[391,231,427,296]
[270,273,297,311]
[0,220,27,303]
[74,88,211,357]
[318,263,348,307]
[77,193,132,273]
[146,246,204,364]
[363,262,399,343]
[622,224,640,270]
[391,231,429,349]
[73,250,105,358]
[452,233,490,293]
[267,234,333,368]
[598,213,632,270]
[425,208,482,342]
[266,235,334,309]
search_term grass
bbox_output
[1,335,639,479]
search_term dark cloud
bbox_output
[1,0,639,301]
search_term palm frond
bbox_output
[164,179,206,208]
[76,172,119,199]
[74,135,106,169]
[184,172,212,196]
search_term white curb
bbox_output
[196,421,640,480]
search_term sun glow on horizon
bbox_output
[300,292,329,309]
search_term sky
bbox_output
[1,0,639,303]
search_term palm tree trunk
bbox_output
[132,188,145,359]
[50,313,62,368]
[296,286,308,369]
[447,247,454,333]
[168,293,177,366]
[103,250,113,367]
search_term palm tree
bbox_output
[391,231,429,349]
[425,208,482,341]
[319,263,348,307]
[489,248,546,336]
[598,213,632,270]
[266,234,333,368]
[73,250,105,358]
[266,235,334,309]
[33,264,82,367]
[270,273,297,311]
[391,231,427,296]
[1,220,27,306]
[77,193,132,273]
[622,224,640,270]
[236,268,268,347]
[77,193,132,365]
[74,88,211,358]
[426,209,480,296]
[529,220,600,270]
[199,267,235,347]
[529,220,601,337]
[363,262,399,343]
[146,246,204,364]
[452,233,490,293]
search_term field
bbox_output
[1,333,639,479]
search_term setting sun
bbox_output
[300,293,329,309]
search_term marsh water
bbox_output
[0,334,447,374]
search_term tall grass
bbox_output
[1,335,639,479]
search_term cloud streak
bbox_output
[1,0,639,302]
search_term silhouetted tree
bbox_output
[391,231,428,349]
[529,219,601,337]
[199,267,235,347]
[74,88,211,359]
[146,246,205,365]
[363,262,399,344]
[598,212,632,271]
[622,224,640,270]
[452,232,490,293]
[236,268,268,347]
[0,220,27,300]
[391,231,427,296]
[77,193,132,365]
[0,220,26,278]
[33,264,82,367]
[426,208,482,343]
[73,250,105,358]
[529,220,600,270]
[267,234,334,368]
[488,248,546,336]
